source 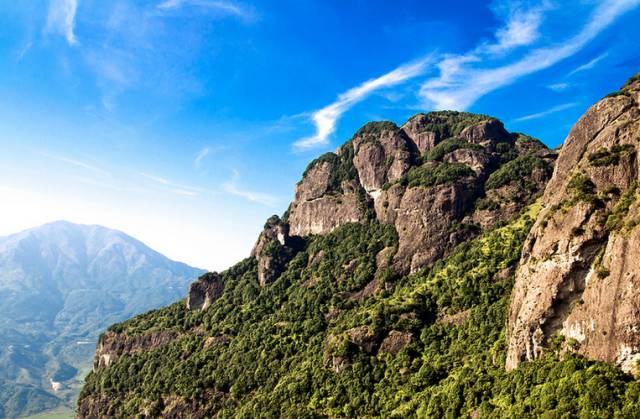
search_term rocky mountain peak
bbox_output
[506,73,640,373]
[285,110,555,274]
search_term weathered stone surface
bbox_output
[288,192,367,236]
[460,119,509,146]
[297,161,333,201]
[444,148,491,177]
[506,76,640,373]
[187,272,224,310]
[287,111,555,274]
[94,329,181,370]
[347,325,379,353]
[352,123,415,197]
[401,114,442,154]
[437,310,471,326]
[393,181,478,273]
[379,330,412,355]
[251,215,296,286]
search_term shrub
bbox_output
[403,162,474,188]
[414,111,495,138]
[568,173,598,203]
[485,154,549,190]
[424,138,483,161]
[588,144,635,167]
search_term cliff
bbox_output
[506,74,640,372]
[287,111,555,273]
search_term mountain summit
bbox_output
[0,221,204,418]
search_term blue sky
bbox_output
[0,0,639,270]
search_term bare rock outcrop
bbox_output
[287,111,555,274]
[94,329,181,370]
[506,75,640,373]
[351,122,416,198]
[187,272,224,310]
[379,330,412,355]
[287,147,369,236]
[251,215,297,286]
[393,180,479,273]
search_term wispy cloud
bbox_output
[45,0,78,45]
[514,102,577,121]
[482,4,547,55]
[193,146,225,170]
[547,82,571,91]
[222,170,277,206]
[157,0,254,21]
[568,52,609,75]
[194,147,211,169]
[419,0,639,110]
[294,58,431,150]
[43,152,110,176]
[139,172,202,196]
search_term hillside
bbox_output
[0,221,204,418]
[78,74,640,418]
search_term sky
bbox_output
[0,0,639,271]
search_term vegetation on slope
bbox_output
[79,201,640,417]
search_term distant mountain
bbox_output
[0,221,205,418]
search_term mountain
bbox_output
[507,73,640,371]
[79,73,640,418]
[0,221,205,418]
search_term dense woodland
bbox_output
[80,202,640,417]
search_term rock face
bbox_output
[250,215,297,286]
[287,111,556,274]
[187,272,224,310]
[506,76,640,373]
[94,329,181,369]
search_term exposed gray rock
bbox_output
[187,272,224,310]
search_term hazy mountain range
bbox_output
[0,221,204,418]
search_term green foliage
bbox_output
[588,144,635,167]
[485,153,549,190]
[622,72,640,89]
[402,162,475,189]
[424,138,483,161]
[355,121,398,137]
[0,379,62,419]
[475,198,500,211]
[417,111,494,138]
[568,173,599,203]
[605,182,639,232]
[80,203,640,418]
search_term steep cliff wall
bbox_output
[287,111,555,273]
[507,75,640,372]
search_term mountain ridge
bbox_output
[0,221,205,418]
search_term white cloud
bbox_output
[157,0,253,20]
[222,170,277,206]
[483,5,547,55]
[547,82,571,91]
[194,147,211,169]
[294,58,431,150]
[569,52,609,75]
[420,0,639,110]
[42,152,110,176]
[514,102,577,121]
[45,0,78,45]
[139,172,202,196]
